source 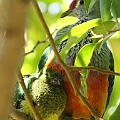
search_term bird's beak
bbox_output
[60,8,77,18]
[49,76,61,85]
[53,77,61,85]
[60,9,72,18]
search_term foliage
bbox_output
[22,0,120,119]
[109,104,120,120]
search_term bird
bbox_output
[37,0,114,119]
[12,68,66,120]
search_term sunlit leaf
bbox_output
[75,43,96,67]
[60,36,77,61]
[109,104,120,120]
[55,18,102,49]
[71,18,102,37]
[93,21,116,35]
[74,43,96,96]
[60,32,88,61]
[54,28,71,44]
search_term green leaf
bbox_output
[109,104,120,120]
[60,32,88,61]
[98,22,120,53]
[60,36,78,61]
[84,0,98,14]
[57,18,102,61]
[100,0,112,22]
[112,0,120,20]
[80,70,89,96]
[84,0,91,13]
[57,18,103,61]
[112,22,120,31]
[75,43,96,67]
[98,32,115,53]
[55,18,102,45]
[74,43,96,97]
[111,5,118,22]
[54,24,74,45]
[55,30,70,45]
[71,18,102,37]
[93,21,116,35]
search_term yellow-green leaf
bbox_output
[109,104,120,120]
[75,43,95,67]
[93,21,116,35]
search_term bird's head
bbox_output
[61,0,100,20]
[41,68,64,87]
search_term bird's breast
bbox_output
[64,70,109,119]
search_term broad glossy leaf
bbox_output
[57,19,102,61]
[84,0,97,14]
[100,0,112,22]
[54,30,70,45]
[60,36,78,61]
[84,0,91,13]
[109,104,120,120]
[93,21,116,35]
[60,31,88,61]
[112,0,120,20]
[55,18,102,48]
[71,18,102,37]
[75,43,96,67]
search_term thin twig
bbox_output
[31,0,101,119]
[23,40,46,56]
[17,69,41,120]
[23,29,57,57]
[69,66,120,76]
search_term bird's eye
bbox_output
[80,0,84,5]
[45,72,51,79]
[45,73,49,76]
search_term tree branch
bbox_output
[17,69,41,120]
[69,66,120,76]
